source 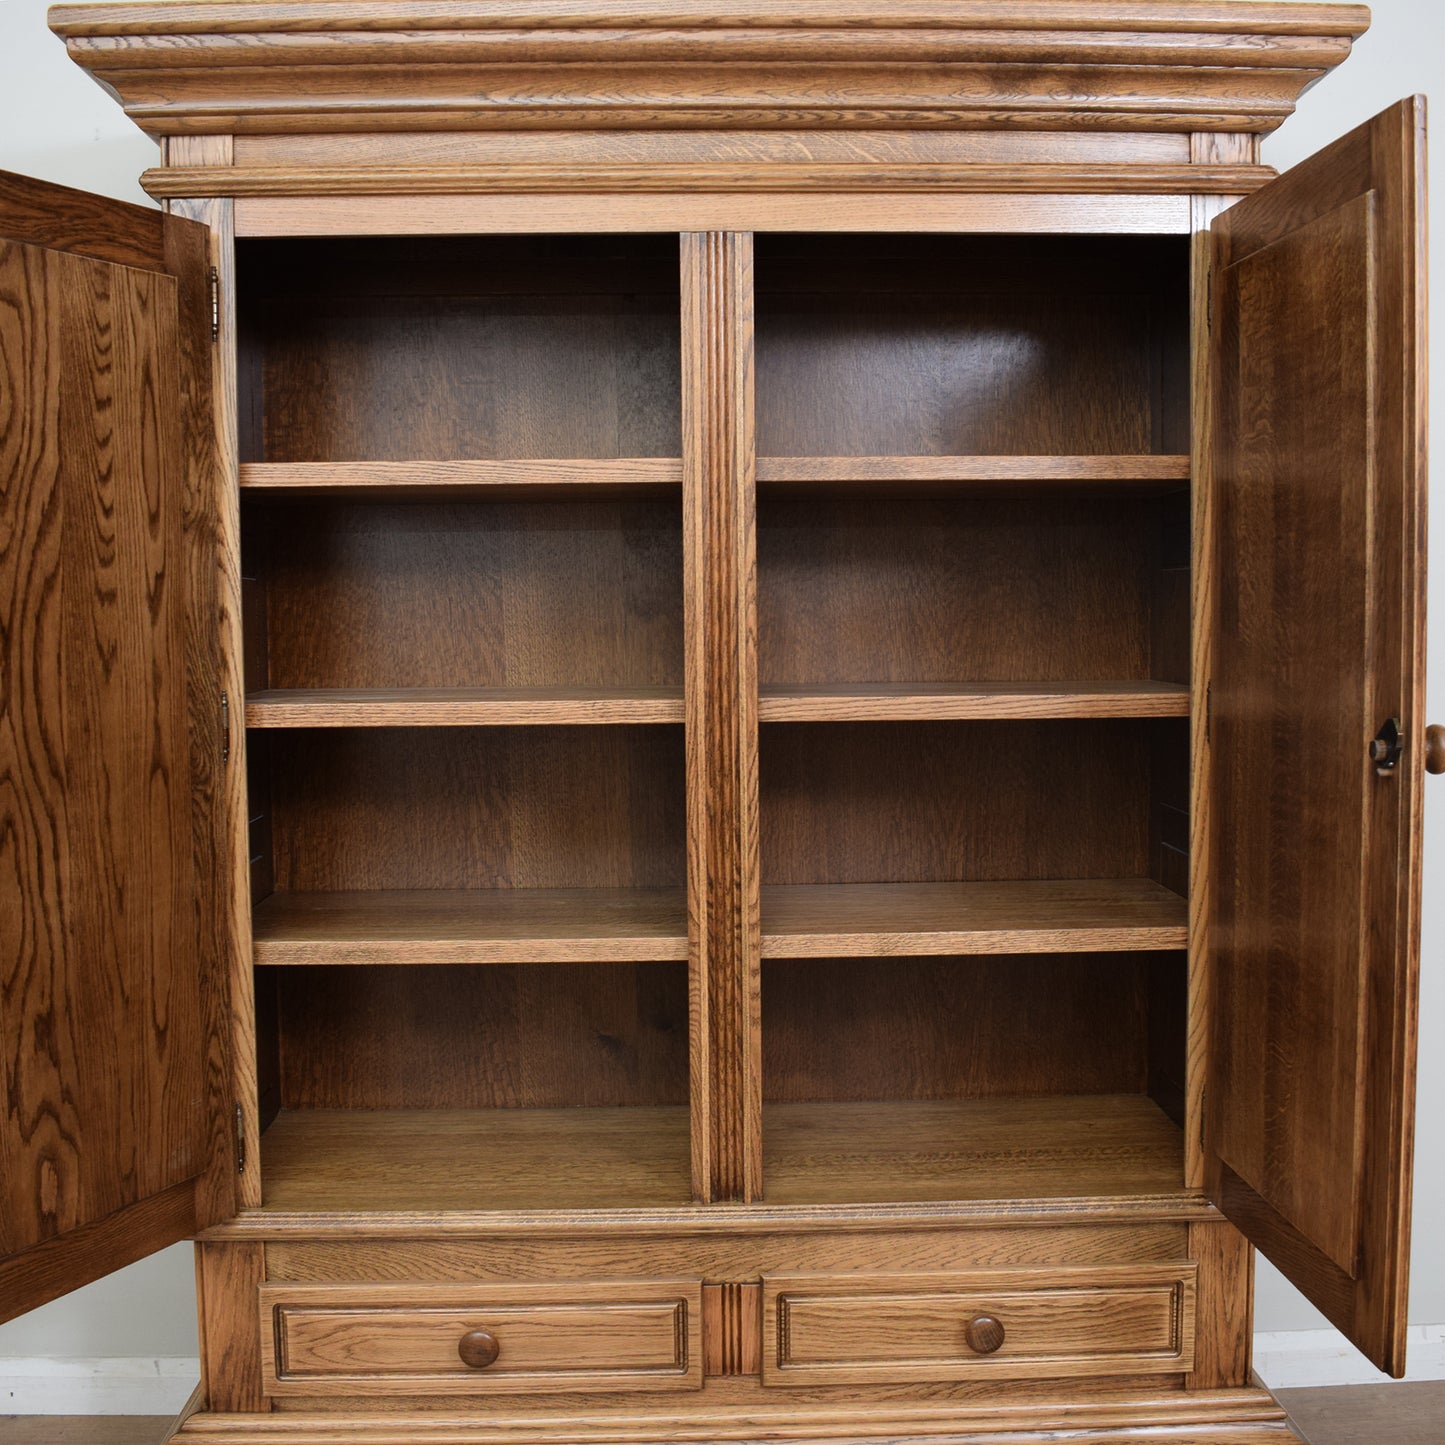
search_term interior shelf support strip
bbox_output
[682,231,763,1205]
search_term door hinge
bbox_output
[220,690,230,764]
[209,266,220,343]
[1206,269,1213,330]
[235,1102,246,1174]
[1204,682,1212,743]
[1198,1086,1207,1157]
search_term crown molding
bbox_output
[49,1,1370,137]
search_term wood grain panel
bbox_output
[755,236,1189,459]
[758,682,1189,722]
[197,1242,268,1414]
[241,235,679,464]
[239,459,681,498]
[703,1283,762,1377]
[757,454,1191,491]
[758,496,1178,689]
[0,211,219,1316]
[1208,99,1427,1373]
[1186,1221,1253,1391]
[682,232,761,1204]
[249,498,682,692]
[271,961,687,1109]
[762,1096,1186,1207]
[763,953,1161,1103]
[252,888,688,965]
[261,1280,703,1396]
[760,721,1152,887]
[260,1107,692,1212]
[762,1264,1195,1385]
[0,168,166,270]
[266,726,684,892]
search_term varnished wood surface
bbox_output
[0,167,166,269]
[260,1106,694,1212]
[245,687,686,728]
[252,888,689,964]
[757,453,1191,492]
[239,459,682,498]
[761,1263,1195,1385]
[763,1096,1186,1206]
[760,879,1186,957]
[0,193,220,1318]
[50,2,1367,138]
[261,1280,703,1396]
[757,682,1190,722]
[1208,98,1427,1374]
[682,233,761,1204]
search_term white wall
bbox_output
[0,0,1440,1391]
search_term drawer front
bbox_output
[762,1264,1195,1386]
[261,1279,703,1396]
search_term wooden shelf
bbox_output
[757,681,1189,722]
[260,1105,691,1212]
[252,887,688,965]
[757,455,1190,492]
[238,458,683,499]
[763,1095,1185,1206]
[761,879,1187,958]
[256,1095,1183,1212]
[244,686,684,728]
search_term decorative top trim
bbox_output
[50,0,1369,137]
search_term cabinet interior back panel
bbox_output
[763,952,1163,1103]
[760,495,1184,685]
[266,962,688,1110]
[257,726,684,892]
[237,235,682,462]
[248,499,683,690]
[756,235,1190,458]
[761,720,1153,886]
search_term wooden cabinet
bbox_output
[0,3,1436,1442]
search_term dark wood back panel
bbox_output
[761,720,1153,886]
[270,961,688,1110]
[755,236,1190,457]
[760,495,1180,686]
[267,726,684,891]
[238,236,681,463]
[250,499,683,690]
[763,953,1164,1103]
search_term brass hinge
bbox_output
[235,1102,246,1174]
[220,690,230,764]
[209,266,220,342]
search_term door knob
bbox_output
[964,1314,1006,1355]
[1428,724,1445,775]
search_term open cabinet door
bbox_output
[0,172,231,1321]
[1208,98,1427,1376]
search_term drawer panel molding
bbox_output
[260,1279,703,1396]
[762,1264,1196,1386]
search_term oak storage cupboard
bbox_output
[1,2,1441,1441]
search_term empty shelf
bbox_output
[245,686,685,728]
[239,458,682,498]
[758,681,1190,722]
[761,879,1187,958]
[763,1095,1186,1206]
[260,1105,691,1212]
[252,887,688,965]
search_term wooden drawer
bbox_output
[260,1279,703,1396]
[762,1264,1196,1386]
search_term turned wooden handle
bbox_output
[458,1328,501,1369]
[1427,725,1445,775]
[964,1314,1006,1355]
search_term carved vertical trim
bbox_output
[682,232,761,1204]
[703,1282,763,1376]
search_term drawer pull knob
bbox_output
[964,1314,1006,1355]
[458,1328,501,1369]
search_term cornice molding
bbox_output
[49,1,1370,137]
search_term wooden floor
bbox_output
[4,1388,1444,1443]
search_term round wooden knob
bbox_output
[458,1328,500,1369]
[1426,724,1445,775]
[964,1314,1006,1355]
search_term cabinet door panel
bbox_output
[1208,98,1427,1376]
[0,171,227,1321]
